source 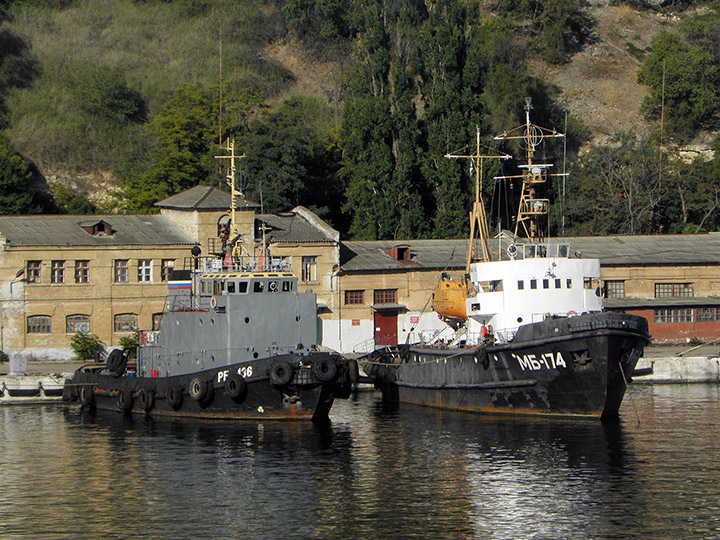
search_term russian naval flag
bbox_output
[168,279,192,290]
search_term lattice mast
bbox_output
[493,99,566,242]
[446,128,510,271]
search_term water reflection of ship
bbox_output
[359,402,641,539]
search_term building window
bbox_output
[697,308,719,322]
[655,283,694,298]
[301,256,317,283]
[138,259,152,282]
[654,308,694,323]
[152,313,163,331]
[50,260,65,284]
[75,260,89,283]
[114,313,138,332]
[27,315,51,334]
[114,259,129,283]
[27,260,41,283]
[605,280,625,299]
[66,315,90,333]
[374,289,397,304]
[345,290,364,305]
[161,259,175,281]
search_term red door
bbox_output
[374,310,398,347]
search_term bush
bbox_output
[118,332,139,361]
[0,350,8,364]
[70,332,105,362]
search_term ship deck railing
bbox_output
[182,256,292,274]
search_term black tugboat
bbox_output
[63,142,357,421]
[363,102,650,420]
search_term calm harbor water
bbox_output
[2,385,720,540]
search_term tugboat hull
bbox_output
[64,353,356,421]
[365,312,649,420]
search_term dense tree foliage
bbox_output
[0,0,719,241]
[638,9,720,140]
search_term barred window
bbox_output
[51,260,65,284]
[114,260,129,283]
[75,260,89,283]
[373,289,397,304]
[66,315,90,333]
[114,313,138,332]
[27,260,41,283]
[655,283,694,298]
[697,308,718,322]
[345,290,364,305]
[605,280,625,299]
[654,308,694,323]
[27,315,51,334]
[138,259,152,282]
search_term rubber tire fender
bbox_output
[346,358,360,384]
[270,360,294,386]
[107,349,128,378]
[138,388,154,412]
[166,386,183,410]
[116,387,133,411]
[225,372,248,402]
[312,356,337,382]
[189,377,210,402]
[79,385,94,406]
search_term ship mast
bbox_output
[493,99,566,242]
[215,139,246,257]
[446,127,510,270]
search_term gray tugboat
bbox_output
[63,141,357,420]
[363,102,650,420]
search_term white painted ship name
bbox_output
[513,352,567,371]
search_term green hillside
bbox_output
[1,0,719,239]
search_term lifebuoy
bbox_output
[138,388,154,412]
[225,372,247,402]
[116,387,133,411]
[79,385,94,406]
[270,360,294,386]
[166,386,183,410]
[189,377,209,401]
[312,356,337,382]
[210,297,217,309]
[107,349,128,378]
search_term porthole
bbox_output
[244,317,250,324]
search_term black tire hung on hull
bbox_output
[225,373,247,402]
[107,349,128,378]
[79,385,94,406]
[189,377,212,402]
[347,358,360,383]
[312,356,337,382]
[270,360,294,386]
[116,387,133,411]
[166,386,183,410]
[138,388,154,412]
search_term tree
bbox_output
[70,332,105,362]
[0,134,52,214]
[638,31,720,139]
[117,85,217,212]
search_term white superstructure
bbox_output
[466,242,603,343]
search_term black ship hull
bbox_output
[364,312,649,420]
[63,352,358,421]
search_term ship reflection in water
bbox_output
[1,385,719,539]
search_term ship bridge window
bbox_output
[567,278,573,289]
[555,278,561,289]
[530,279,537,290]
[489,280,503,292]
[227,282,236,294]
[282,280,293,292]
[200,280,212,295]
[543,279,549,289]
[253,281,265,293]
[238,281,248,293]
[517,280,524,290]
[268,281,279,293]
[213,280,224,295]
